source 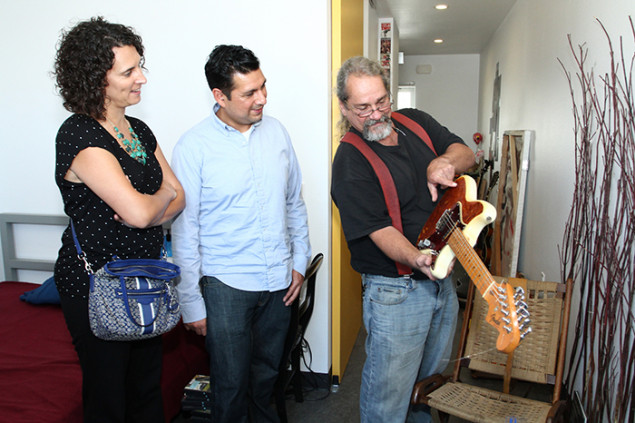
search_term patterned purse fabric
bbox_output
[69,220,181,341]
[88,258,181,341]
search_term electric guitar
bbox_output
[417,175,530,353]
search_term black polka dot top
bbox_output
[54,114,164,299]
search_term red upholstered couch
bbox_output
[0,281,208,423]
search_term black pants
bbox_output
[60,295,164,423]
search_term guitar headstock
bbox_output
[483,280,531,354]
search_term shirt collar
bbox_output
[211,103,263,135]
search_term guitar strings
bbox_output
[449,346,501,363]
[439,205,516,360]
[448,224,503,300]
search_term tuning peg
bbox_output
[520,327,532,339]
[502,317,511,324]
[514,286,525,295]
[516,306,530,318]
[518,320,531,330]
[504,325,512,333]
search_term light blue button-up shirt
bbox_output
[171,105,311,323]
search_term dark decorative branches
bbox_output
[559,17,635,423]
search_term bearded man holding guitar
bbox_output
[331,56,476,423]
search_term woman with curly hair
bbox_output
[52,17,184,422]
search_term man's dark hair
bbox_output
[204,45,260,99]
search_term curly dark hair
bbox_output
[204,45,260,99]
[53,17,145,120]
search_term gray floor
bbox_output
[176,298,551,423]
[283,325,460,423]
[283,303,552,423]
[284,328,365,423]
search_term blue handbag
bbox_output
[71,220,181,341]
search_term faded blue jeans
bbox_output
[360,274,458,423]
[201,276,290,423]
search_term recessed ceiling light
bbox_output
[434,39,444,44]
[435,4,448,10]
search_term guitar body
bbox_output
[417,175,497,279]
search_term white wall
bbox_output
[478,0,635,283]
[0,0,332,374]
[398,54,480,146]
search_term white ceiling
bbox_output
[374,0,518,55]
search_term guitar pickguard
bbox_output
[417,175,497,279]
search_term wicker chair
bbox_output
[411,276,572,423]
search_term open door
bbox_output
[331,0,364,385]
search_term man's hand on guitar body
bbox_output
[413,252,436,280]
[370,226,442,280]
[426,143,476,201]
[426,156,457,202]
[413,252,456,280]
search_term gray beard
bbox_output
[363,116,393,141]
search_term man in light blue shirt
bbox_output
[171,45,311,423]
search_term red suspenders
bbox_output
[340,111,437,276]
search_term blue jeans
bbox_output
[201,276,291,423]
[360,274,458,423]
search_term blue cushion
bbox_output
[20,276,61,305]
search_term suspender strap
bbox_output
[340,112,438,276]
[341,131,413,275]
[391,111,438,156]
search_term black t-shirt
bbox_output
[331,108,465,278]
[54,114,164,299]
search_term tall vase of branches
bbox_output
[559,18,634,423]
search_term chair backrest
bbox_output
[453,276,572,402]
[297,253,324,336]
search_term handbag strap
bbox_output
[70,219,95,276]
[70,220,167,276]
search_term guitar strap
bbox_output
[340,111,437,276]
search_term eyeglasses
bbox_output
[347,95,393,118]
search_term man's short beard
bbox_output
[363,115,393,142]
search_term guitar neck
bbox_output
[447,227,497,299]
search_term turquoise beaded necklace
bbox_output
[107,117,147,165]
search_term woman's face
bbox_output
[104,45,147,112]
